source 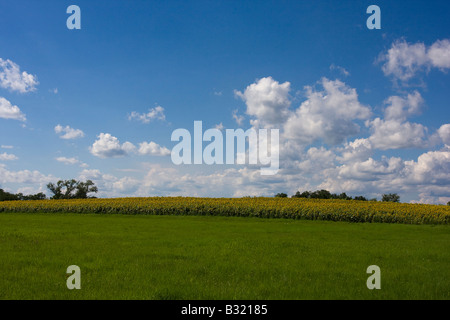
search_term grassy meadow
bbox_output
[0,211,449,300]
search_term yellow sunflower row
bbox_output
[0,197,449,225]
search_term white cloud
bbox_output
[90,133,134,158]
[55,157,88,168]
[128,106,165,123]
[368,118,427,150]
[0,58,38,93]
[232,109,245,126]
[403,149,450,186]
[1,145,13,149]
[215,123,224,130]
[380,39,450,83]
[383,91,424,121]
[0,153,18,161]
[90,132,171,159]
[428,39,450,69]
[138,141,171,156]
[0,163,54,185]
[337,157,404,181]
[78,169,103,180]
[235,76,291,127]
[367,92,427,150]
[438,124,450,146]
[330,64,350,77]
[296,147,336,174]
[284,78,371,145]
[0,97,26,121]
[337,138,373,163]
[55,124,85,140]
[77,168,140,197]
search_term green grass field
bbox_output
[0,212,449,300]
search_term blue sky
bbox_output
[0,0,449,203]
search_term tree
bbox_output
[337,192,352,200]
[292,191,302,198]
[0,189,19,201]
[47,181,62,199]
[311,189,331,199]
[354,196,368,201]
[0,189,46,201]
[382,193,400,203]
[74,180,98,199]
[47,180,98,199]
[447,201,450,206]
[20,192,46,200]
[275,193,288,198]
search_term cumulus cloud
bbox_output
[0,153,18,161]
[367,92,428,150]
[368,118,427,150]
[138,141,171,156]
[403,149,450,186]
[0,97,26,121]
[235,76,291,127]
[55,125,85,140]
[428,39,450,69]
[77,168,142,197]
[380,39,450,83]
[296,147,336,174]
[383,91,424,121]
[337,157,404,181]
[0,58,38,93]
[337,138,373,163]
[0,163,54,185]
[55,157,88,167]
[438,124,450,146]
[56,157,79,165]
[90,133,169,158]
[128,106,165,123]
[90,133,135,158]
[284,78,371,145]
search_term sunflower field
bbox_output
[0,197,449,225]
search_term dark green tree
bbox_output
[275,193,288,198]
[337,192,352,200]
[74,180,98,199]
[47,180,98,199]
[0,189,46,201]
[0,189,19,201]
[382,193,400,203]
[311,189,331,199]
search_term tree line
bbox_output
[275,189,401,203]
[0,179,98,201]
[0,189,46,201]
